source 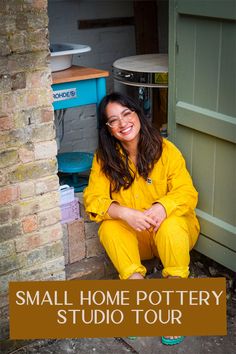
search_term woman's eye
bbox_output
[123,111,132,117]
[109,119,118,125]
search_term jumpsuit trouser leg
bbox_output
[153,215,199,278]
[98,215,199,280]
[99,219,147,280]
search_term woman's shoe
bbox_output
[161,336,185,345]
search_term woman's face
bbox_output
[105,101,141,145]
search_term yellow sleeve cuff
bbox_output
[156,196,177,217]
[86,198,114,222]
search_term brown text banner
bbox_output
[9,278,226,339]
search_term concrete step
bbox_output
[65,255,117,280]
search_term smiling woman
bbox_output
[105,102,141,149]
[95,92,162,192]
[83,92,201,345]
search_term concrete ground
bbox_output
[4,317,236,354]
[3,251,236,354]
[4,296,235,354]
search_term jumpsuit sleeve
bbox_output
[83,154,114,222]
[156,141,198,217]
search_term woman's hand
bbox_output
[108,203,157,232]
[121,208,158,232]
[144,203,167,232]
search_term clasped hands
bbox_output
[122,203,167,232]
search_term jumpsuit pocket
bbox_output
[147,179,168,200]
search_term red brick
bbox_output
[24,0,47,10]
[41,107,54,123]
[26,92,38,107]
[18,145,34,163]
[16,232,41,252]
[0,116,14,131]
[16,223,62,252]
[22,215,38,233]
[0,185,19,205]
[46,223,63,242]
[27,71,43,88]
[67,219,85,263]
[27,70,51,89]
[1,93,15,114]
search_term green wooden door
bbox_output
[168,0,236,271]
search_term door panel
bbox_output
[191,132,215,215]
[169,0,236,271]
[177,17,195,103]
[176,102,235,143]
[214,141,236,224]
[219,23,236,116]
[177,0,236,20]
[194,19,220,110]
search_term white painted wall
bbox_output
[48,0,136,91]
[48,0,168,153]
[48,0,136,153]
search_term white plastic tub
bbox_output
[50,43,91,72]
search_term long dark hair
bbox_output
[97,92,163,192]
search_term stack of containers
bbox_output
[59,185,80,224]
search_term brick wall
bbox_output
[0,0,65,340]
[62,193,117,281]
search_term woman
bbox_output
[83,92,200,345]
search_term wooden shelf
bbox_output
[52,65,109,84]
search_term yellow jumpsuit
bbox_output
[83,139,200,279]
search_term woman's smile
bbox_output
[105,101,141,144]
[119,124,133,135]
